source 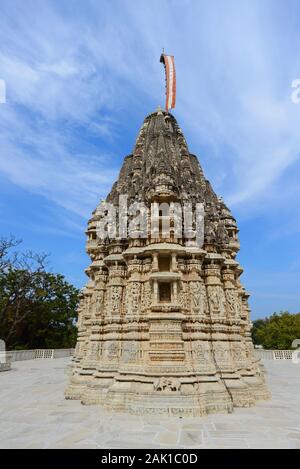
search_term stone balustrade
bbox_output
[0,347,294,375]
[254,349,295,360]
[8,348,74,362]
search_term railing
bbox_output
[53,349,75,359]
[9,348,74,362]
[272,350,293,360]
[254,349,294,360]
[10,350,36,361]
[254,349,274,360]
[3,348,296,363]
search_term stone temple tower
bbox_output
[65,108,269,416]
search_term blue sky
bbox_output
[0,0,300,319]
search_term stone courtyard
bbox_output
[0,357,299,449]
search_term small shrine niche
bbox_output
[159,282,171,302]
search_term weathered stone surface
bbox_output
[65,109,269,416]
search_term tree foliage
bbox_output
[0,236,79,350]
[252,311,300,349]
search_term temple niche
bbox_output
[65,108,269,416]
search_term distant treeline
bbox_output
[252,311,300,350]
[0,236,79,350]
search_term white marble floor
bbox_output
[0,358,299,448]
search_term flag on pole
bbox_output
[160,53,176,112]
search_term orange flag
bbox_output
[160,53,176,112]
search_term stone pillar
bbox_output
[173,280,178,302]
[204,257,226,318]
[153,280,159,303]
[152,252,159,272]
[171,253,177,271]
[222,261,239,319]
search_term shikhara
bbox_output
[66,108,269,415]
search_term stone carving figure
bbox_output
[225,289,238,316]
[190,282,202,311]
[209,288,220,312]
[122,342,139,362]
[153,377,181,392]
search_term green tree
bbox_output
[252,311,300,349]
[0,236,79,350]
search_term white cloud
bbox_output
[0,125,118,217]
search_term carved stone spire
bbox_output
[107,110,205,205]
[66,109,270,416]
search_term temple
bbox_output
[65,108,269,416]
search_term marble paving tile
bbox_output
[0,357,300,448]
